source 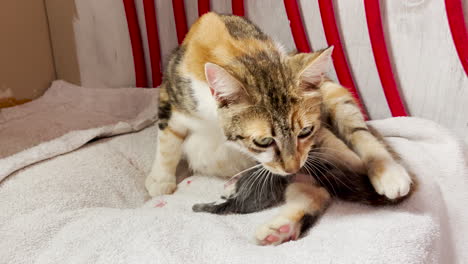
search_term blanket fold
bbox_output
[0,80,159,182]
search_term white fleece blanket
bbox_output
[0,88,467,263]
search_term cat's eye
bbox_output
[253,137,274,148]
[298,126,314,138]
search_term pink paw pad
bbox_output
[279,224,290,233]
[266,235,279,242]
[257,219,302,246]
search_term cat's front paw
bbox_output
[147,182,176,197]
[255,216,301,246]
[145,173,176,197]
[369,159,412,199]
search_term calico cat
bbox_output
[146,13,413,245]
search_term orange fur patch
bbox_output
[182,13,275,82]
[325,87,351,102]
[244,119,272,138]
[287,210,306,222]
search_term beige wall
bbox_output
[45,0,80,85]
[0,0,56,105]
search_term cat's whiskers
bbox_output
[224,164,262,184]
[313,157,353,191]
[306,152,354,191]
[260,170,272,203]
[234,167,263,209]
[302,162,323,185]
[240,167,263,194]
[309,155,352,182]
[304,161,338,196]
[309,147,361,178]
[244,167,266,207]
[300,163,318,184]
[247,168,267,195]
[268,171,275,198]
[308,151,351,180]
[256,169,270,204]
[304,159,338,196]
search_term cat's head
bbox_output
[205,47,333,176]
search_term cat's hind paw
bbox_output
[255,216,301,246]
[146,182,176,197]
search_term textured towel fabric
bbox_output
[0,85,467,263]
[0,80,159,182]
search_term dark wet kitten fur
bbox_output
[193,152,405,215]
[192,171,290,214]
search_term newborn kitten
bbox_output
[146,13,413,245]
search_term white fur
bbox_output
[182,121,256,178]
[180,76,257,178]
[189,78,219,122]
[146,177,176,197]
[223,182,237,197]
[255,149,275,163]
[370,160,412,199]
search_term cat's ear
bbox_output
[291,46,334,86]
[205,63,245,104]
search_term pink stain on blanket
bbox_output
[154,200,167,208]
[186,180,192,184]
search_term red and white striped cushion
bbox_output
[122,0,468,120]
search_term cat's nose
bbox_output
[283,158,300,174]
[284,167,298,174]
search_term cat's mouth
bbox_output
[263,157,307,176]
[262,163,300,176]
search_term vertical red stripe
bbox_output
[198,0,210,16]
[445,0,468,75]
[318,0,366,117]
[232,0,245,16]
[143,0,162,87]
[283,0,311,53]
[364,0,408,117]
[172,0,188,44]
[122,0,148,87]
